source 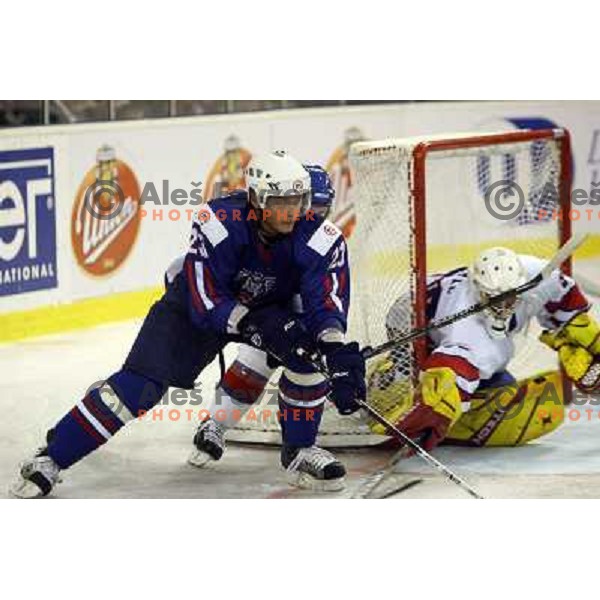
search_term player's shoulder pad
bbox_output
[197,191,250,248]
[302,218,343,257]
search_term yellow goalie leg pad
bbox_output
[444,370,565,447]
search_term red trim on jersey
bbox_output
[322,274,336,311]
[337,269,347,298]
[203,264,220,304]
[545,284,589,315]
[257,241,273,264]
[424,352,480,382]
[186,260,207,314]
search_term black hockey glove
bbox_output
[239,306,318,369]
[320,341,366,415]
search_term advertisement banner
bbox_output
[0,101,598,329]
[0,146,57,297]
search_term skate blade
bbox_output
[8,478,45,499]
[187,449,215,468]
[286,470,346,492]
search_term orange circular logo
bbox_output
[71,145,141,276]
[204,135,252,200]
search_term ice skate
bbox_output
[187,419,226,468]
[281,445,346,491]
[10,450,61,499]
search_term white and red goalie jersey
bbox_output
[386,254,590,399]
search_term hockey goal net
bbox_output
[228,128,573,447]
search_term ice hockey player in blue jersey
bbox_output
[167,164,338,476]
[10,151,366,497]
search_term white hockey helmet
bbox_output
[470,247,528,338]
[245,150,311,211]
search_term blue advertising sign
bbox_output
[0,147,57,296]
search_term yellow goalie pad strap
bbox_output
[444,370,565,447]
[540,312,600,354]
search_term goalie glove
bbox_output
[558,312,600,353]
[539,313,600,393]
[395,367,462,451]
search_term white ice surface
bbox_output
[2,309,600,499]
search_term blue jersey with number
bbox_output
[182,191,350,339]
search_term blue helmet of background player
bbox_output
[303,164,335,219]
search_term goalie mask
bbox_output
[245,151,311,213]
[470,247,527,339]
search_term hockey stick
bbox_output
[352,443,421,499]
[378,478,423,499]
[362,233,589,361]
[294,350,485,499]
[356,399,483,499]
